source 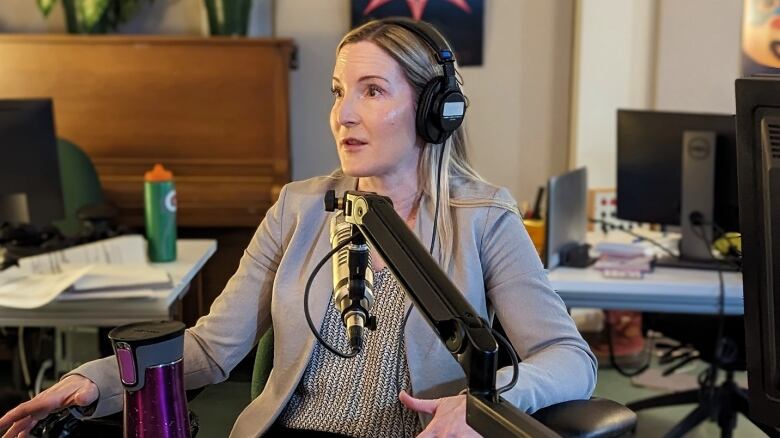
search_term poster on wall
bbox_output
[742,0,780,75]
[350,0,484,66]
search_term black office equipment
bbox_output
[735,76,780,430]
[0,99,64,227]
[617,110,739,270]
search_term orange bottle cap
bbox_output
[145,163,173,182]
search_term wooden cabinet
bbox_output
[0,35,294,227]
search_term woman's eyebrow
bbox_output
[331,75,390,84]
[358,75,390,83]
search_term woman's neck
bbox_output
[357,172,421,223]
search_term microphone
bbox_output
[330,214,377,354]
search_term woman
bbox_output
[0,19,596,437]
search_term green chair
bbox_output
[251,328,274,400]
[52,138,104,237]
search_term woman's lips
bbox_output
[341,138,368,151]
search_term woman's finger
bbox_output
[398,390,438,415]
[0,401,36,432]
[2,416,33,438]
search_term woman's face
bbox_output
[331,41,420,179]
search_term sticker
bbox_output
[164,190,177,213]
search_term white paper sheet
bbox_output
[17,235,147,274]
[0,265,93,309]
[66,263,172,292]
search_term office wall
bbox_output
[569,0,657,190]
[464,1,574,207]
[570,0,743,189]
[0,0,573,206]
[654,0,742,114]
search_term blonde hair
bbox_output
[337,20,517,270]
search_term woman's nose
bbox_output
[336,95,360,127]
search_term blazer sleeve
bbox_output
[480,190,597,413]
[65,185,288,418]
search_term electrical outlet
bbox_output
[588,189,640,233]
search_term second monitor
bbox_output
[616,110,739,269]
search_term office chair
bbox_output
[251,325,637,438]
[627,313,780,438]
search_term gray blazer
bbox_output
[69,172,597,437]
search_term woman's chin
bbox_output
[340,166,377,178]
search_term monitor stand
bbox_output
[655,130,741,272]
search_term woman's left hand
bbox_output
[399,390,482,437]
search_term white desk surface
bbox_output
[549,266,743,315]
[549,230,743,315]
[0,239,217,326]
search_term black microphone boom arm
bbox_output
[324,190,557,437]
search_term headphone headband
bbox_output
[379,17,457,66]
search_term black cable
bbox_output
[490,326,520,394]
[303,230,363,359]
[429,143,446,254]
[690,222,728,402]
[588,218,678,259]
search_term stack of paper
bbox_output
[0,235,173,308]
[593,241,654,279]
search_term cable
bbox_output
[34,359,53,396]
[490,326,520,394]
[690,221,729,403]
[303,231,362,359]
[429,143,445,254]
[17,327,33,399]
[588,218,678,259]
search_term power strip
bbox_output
[589,189,641,233]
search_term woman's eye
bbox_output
[331,87,343,98]
[366,85,383,97]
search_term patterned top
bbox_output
[278,267,423,437]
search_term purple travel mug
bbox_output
[109,321,191,438]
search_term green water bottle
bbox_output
[144,163,177,262]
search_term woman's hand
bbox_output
[399,390,481,437]
[0,375,98,438]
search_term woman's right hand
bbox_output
[0,374,98,438]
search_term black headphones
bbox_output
[379,17,467,144]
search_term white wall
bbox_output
[0,0,574,206]
[275,0,347,182]
[653,0,742,114]
[464,0,574,206]
[569,0,657,189]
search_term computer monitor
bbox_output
[0,99,65,227]
[735,76,780,428]
[617,110,739,269]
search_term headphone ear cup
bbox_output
[416,77,444,144]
